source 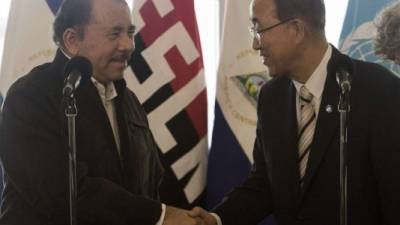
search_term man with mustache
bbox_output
[0,0,202,224]
[191,0,400,224]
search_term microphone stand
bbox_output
[64,95,78,225]
[338,86,350,225]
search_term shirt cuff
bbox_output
[210,212,223,225]
[155,203,166,225]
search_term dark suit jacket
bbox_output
[214,47,400,225]
[0,50,164,225]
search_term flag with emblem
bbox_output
[340,0,400,76]
[128,0,207,208]
[207,0,272,224]
[0,0,62,98]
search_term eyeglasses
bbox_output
[249,17,295,41]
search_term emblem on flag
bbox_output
[340,0,400,77]
[233,72,269,107]
[341,22,400,76]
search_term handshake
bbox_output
[163,206,218,225]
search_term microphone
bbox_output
[336,68,351,94]
[335,57,353,94]
[63,56,92,98]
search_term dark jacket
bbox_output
[0,50,164,225]
[214,46,400,225]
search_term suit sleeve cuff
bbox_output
[155,203,166,225]
[210,212,223,225]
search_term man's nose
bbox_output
[119,34,135,52]
[252,36,261,50]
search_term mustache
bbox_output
[111,51,132,62]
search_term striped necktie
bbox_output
[298,86,316,184]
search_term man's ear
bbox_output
[62,28,81,56]
[290,19,306,44]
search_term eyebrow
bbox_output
[109,24,136,33]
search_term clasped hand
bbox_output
[162,206,217,225]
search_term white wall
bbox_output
[325,0,349,45]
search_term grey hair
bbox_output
[53,0,128,49]
[374,1,400,62]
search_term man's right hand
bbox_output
[189,207,218,225]
[163,206,204,225]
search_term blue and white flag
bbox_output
[340,0,400,76]
[0,0,62,97]
[207,0,272,224]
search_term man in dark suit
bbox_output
[191,0,400,224]
[0,0,201,224]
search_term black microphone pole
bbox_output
[62,56,92,225]
[64,93,78,225]
[337,69,351,225]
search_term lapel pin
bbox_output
[326,105,333,113]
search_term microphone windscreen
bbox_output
[64,56,92,80]
[335,55,354,75]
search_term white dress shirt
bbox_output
[211,45,332,225]
[91,78,121,154]
[292,45,332,123]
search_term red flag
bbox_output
[127,0,207,208]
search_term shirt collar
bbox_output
[91,77,118,101]
[292,45,332,100]
[60,48,71,59]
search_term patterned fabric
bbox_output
[298,86,316,183]
[130,0,207,207]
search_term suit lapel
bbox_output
[300,48,341,198]
[76,81,122,166]
[268,79,301,208]
[285,82,302,202]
